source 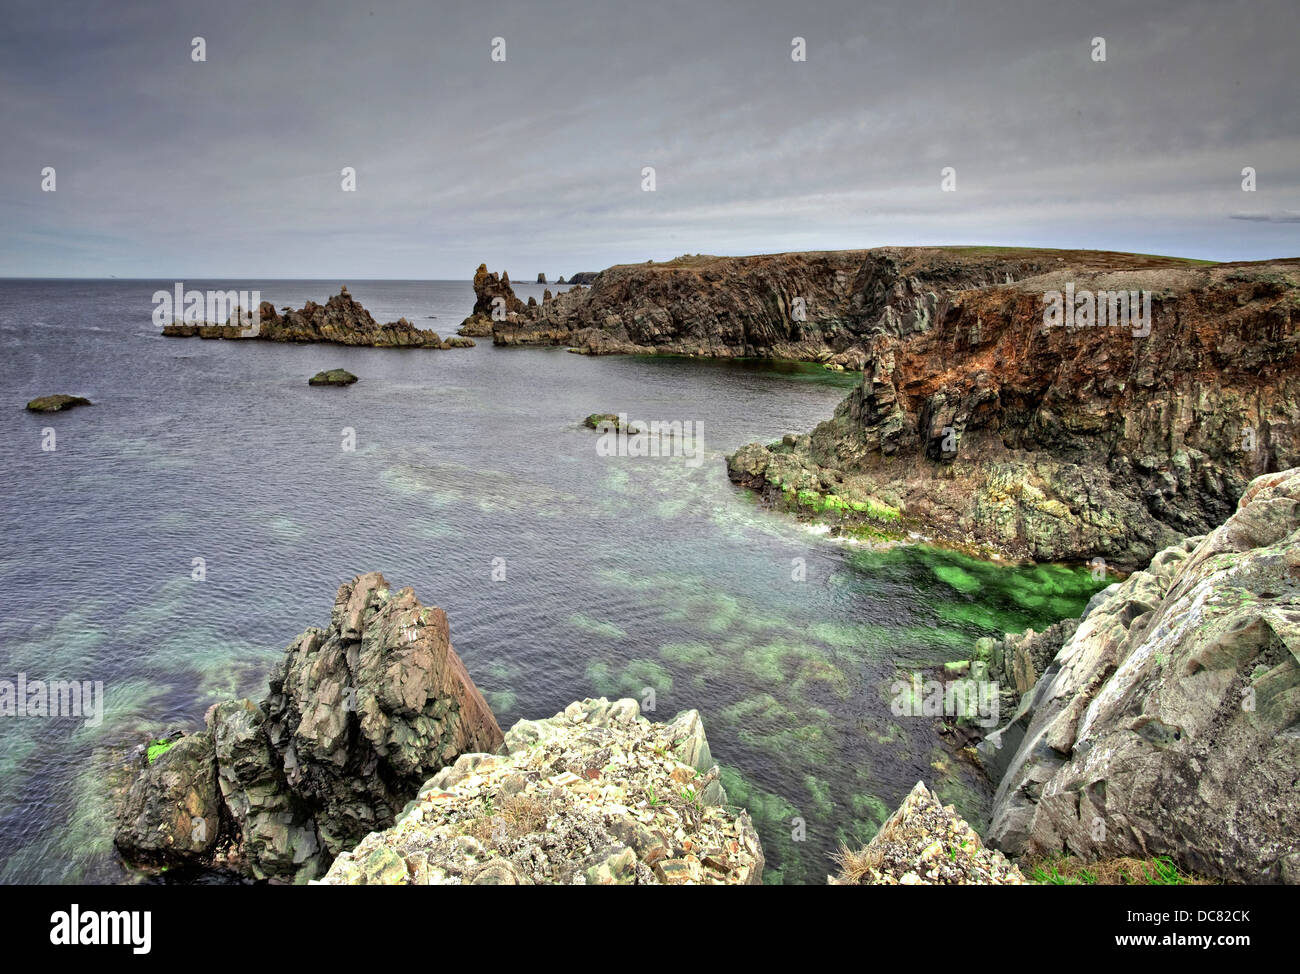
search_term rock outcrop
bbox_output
[457,264,528,336]
[728,257,1300,566]
[162,286,463,349]
[26,394,91,412]
[114,572,504,882]
[318,697,764,885]
[982,468,1300,884]
[307,369,358,386]
[831,781,1024,885]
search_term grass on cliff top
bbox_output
[1026,854,1214,885]
[938,246,1218,266]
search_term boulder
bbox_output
[317,698,762,885]
[113,732,221,866]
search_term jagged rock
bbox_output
[985,468,1300,884]
[113,732,221,866]
[26,394,91,412]
[457,263,528,336]
[115,573,504,882]
[537,273,546,283]
[317,698,761,885]
[307,369,357,386]
[830,781,1024,885]
[162,286,445,348]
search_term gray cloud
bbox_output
[2,0,1297,277]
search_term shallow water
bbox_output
[0,279,1104,884]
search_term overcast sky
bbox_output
[3,0,1297,278]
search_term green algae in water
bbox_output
[568,613,628,640]
[146,739,175,764]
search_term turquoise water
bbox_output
[0,279,1105,884]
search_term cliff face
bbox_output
[480,248,1210,359]
[981,468,1300,884]
[728,259,1300,567]
[162,286,458,348]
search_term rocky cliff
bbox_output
[478,247,1213,359]
[980,468,1300,884]
[162,285,466,348]
[115,572,503,882]
[319,698,765,885]
[728,258,1300,567]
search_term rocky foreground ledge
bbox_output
[162,285,474,349]
[319,698,764,885]
[113,573,765,884]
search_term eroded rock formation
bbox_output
[830,781,1024,885]
[114,572,504,882]
[482,248,1208,358]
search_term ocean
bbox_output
[0,278,1102,884]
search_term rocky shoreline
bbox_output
[725,257,1300,567]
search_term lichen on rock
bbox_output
[317,698,764,885]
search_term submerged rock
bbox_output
[114,572,504,882]
[830,781,1024,885]
[583,412,620,430]
[307,368,358,386]
[984,467,1300,884]
[317,698,763,885]
[26,394,91,412]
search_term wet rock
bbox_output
[114,732,221,866]
[115,573,503,882]
[307,369,358,386]
[26,394,91,412]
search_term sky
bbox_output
[2,0,1298,278]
